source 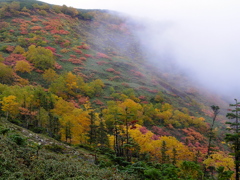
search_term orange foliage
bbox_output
[19,12,30,16]
[77,95,89,105]
[30,26,42,31]
[5,45,15,53]
[50,29,70,35]
[92,99,104,106]
[79,57,87,61]
[60,48,71,53]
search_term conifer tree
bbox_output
[225,99,240,180]
[161,140,168,164]
[96,112,109,147]
[204,105,220,178]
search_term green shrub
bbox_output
[0,126,10,135]
[44,144,64,153]
[9,134,26,146]
[144,168,162,180]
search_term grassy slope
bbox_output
[0,118,138,179]
[0,0,233,178]
[0,0,230,143]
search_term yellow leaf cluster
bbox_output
[203,151,234,172]
[0,95,20,117]
[52,98,91,144]
[15,60,32,73]
[129,124,194,163]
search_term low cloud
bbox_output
[42,0,240,98]
[118,0,240,99]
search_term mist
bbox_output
[42,0,240,98]
[115,0,240,99]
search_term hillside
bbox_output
[0,0,236,179]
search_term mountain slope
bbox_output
[0,0,235,179]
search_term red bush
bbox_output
[96,52,111,60]
[121,83,129,87]
[20,12,30,16]
[139,126,148,134]
[45,46,56,53]
[21,29,28,35]
[54,62,62,70]
[93,99,104,105]
[106,68,115,72]
[109,76,121,81]
[70,55,77,58]
[68,58,83,65]
[130,70,144,78]
[74,49,82,54]
[77,43,90,49]
[106,68,121,75]
[12,18,25,23]
[53,53,63,57]
[147,89,158,93]
[31,26,42,31]
[96,61,108,65]
[31,17,40,22]
[84,54,93,58]
[5,46,15,53]
[50,29,70,35]
[138,95,146,100]
[151,134,160,140]
[77,95,89,105]
[79,57,87,61]
[35,69,44,73]
[151,126,170,136]
[44,25,54,30]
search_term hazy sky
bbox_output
[40,0,240,98]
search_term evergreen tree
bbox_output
[161,140,168,164]
[225,99,240,180]
[204,105,220,178]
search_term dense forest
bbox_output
[0,0,238,179]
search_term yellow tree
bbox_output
[51,98,91,144]
[88,79,105,96]
[49,76,68,99]
[0,63,14,84]
[0,54,4,62]
[118,99,143,124]
[0,95,20,120]
[129,125,194,164]
[65,72,78,96]
[203,151,235,179]
[13,45,25,54]
[25,45,55,70]
[42,68,58,83]
[119,99,143,161]
[15,60,32,73]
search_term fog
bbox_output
[120,1,240,99]
[42,0,240,98]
